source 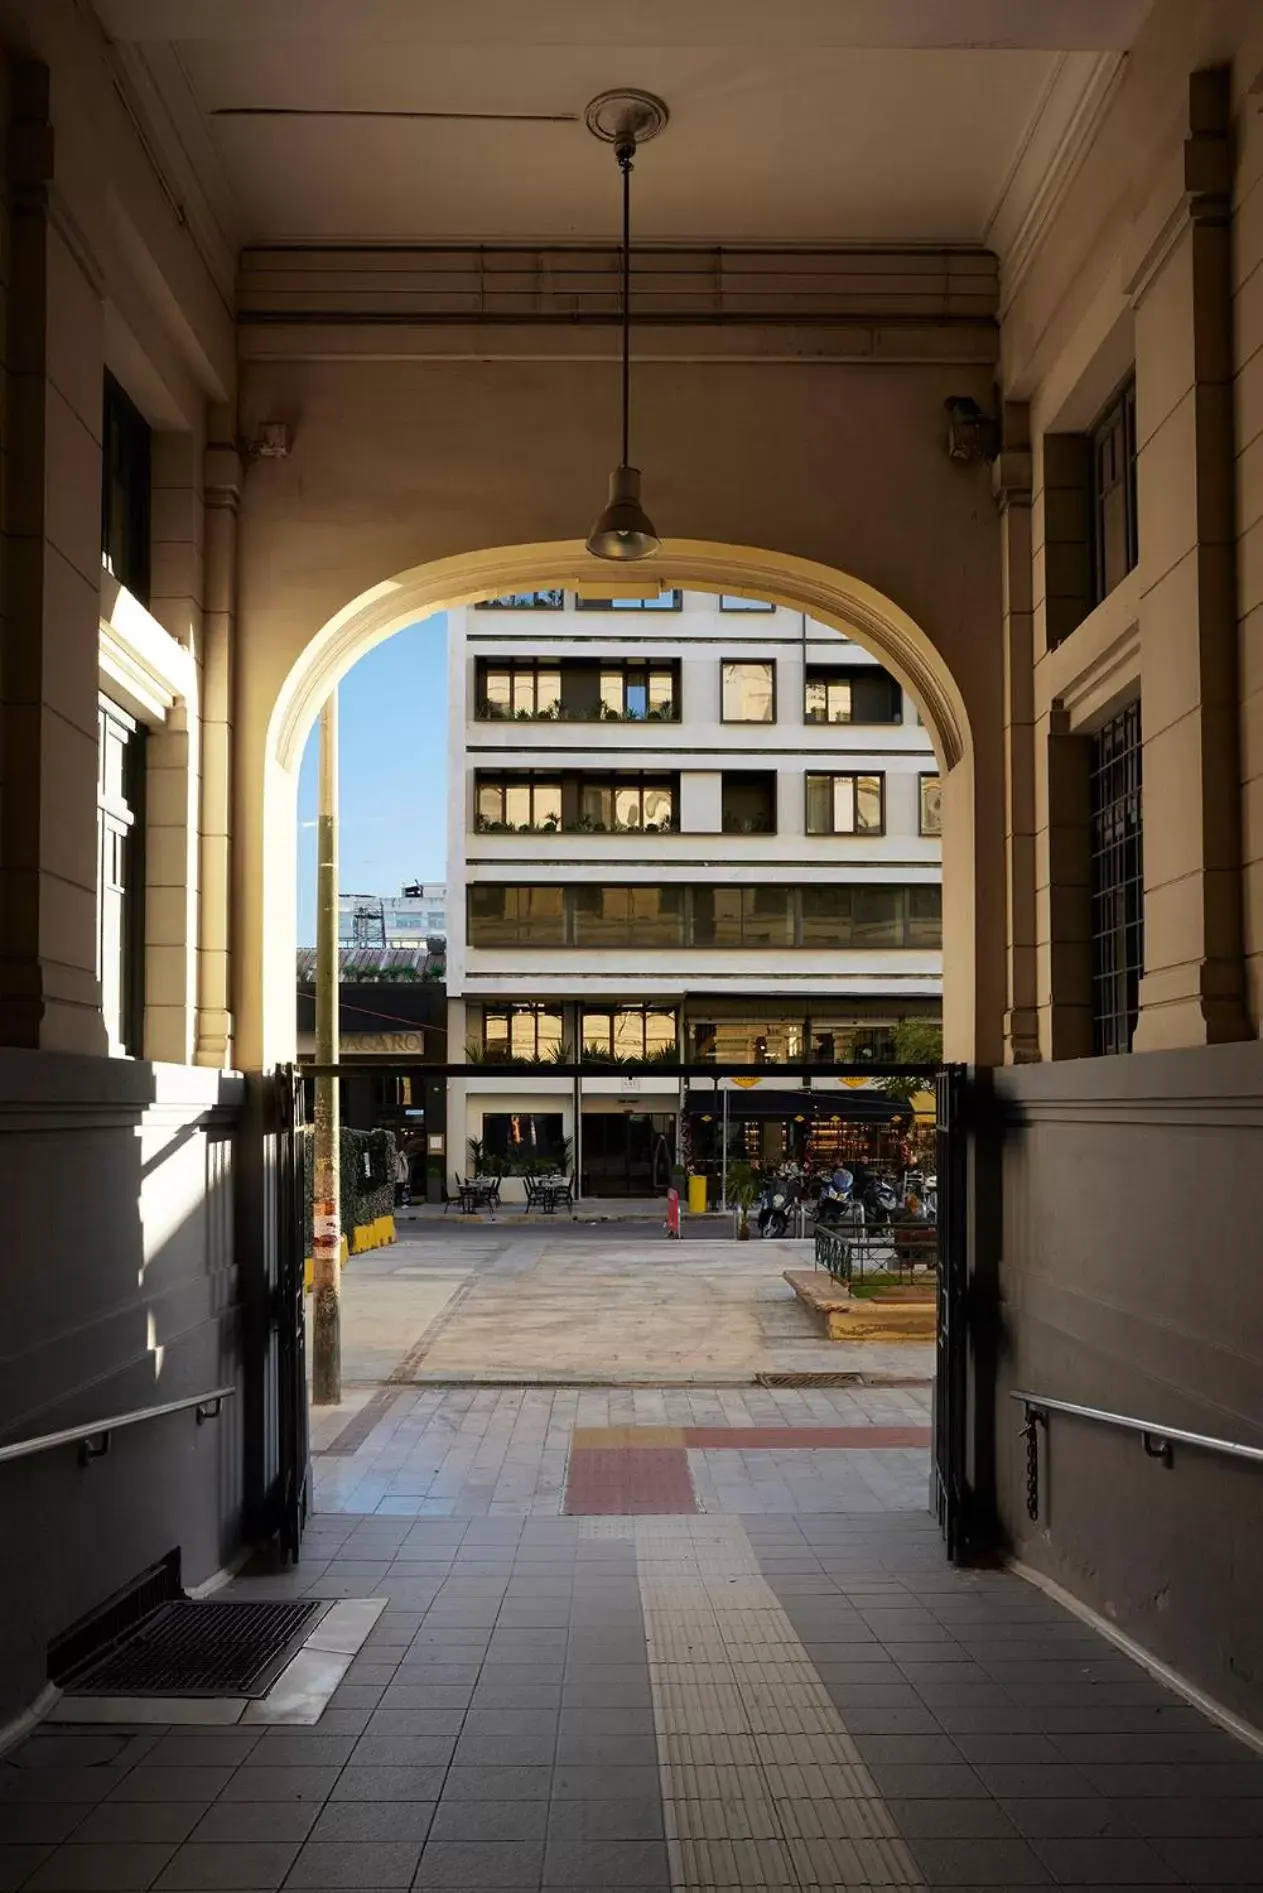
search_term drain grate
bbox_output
[63,1600,321,1699]
[755,1372,933,1388]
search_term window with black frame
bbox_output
[721,772,777,834]
[576,590,682,611]
[475,590,565,609]
[578,776,675,832]
[475,777,563,831]
[721,661,776,723]
[598,662,677,720]
[805,773,884,836]
[477,661,562,719]
[101,374,151,604]
[582,1006,678,1062]
[804,666,901,724]
[1090,377,1138,604]
[480,1003,564,1061]
[97,696,146,1055]
[1090,700,1144,1054]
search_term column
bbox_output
[994,405,1040,1061]
[0,62,107,1053]
[1129,67,1248,1050]
[196,419,240,1067]
[145,430,204,1064]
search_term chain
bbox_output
[1022,1409,1043,1521]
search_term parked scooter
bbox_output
[757,1181,791,1239]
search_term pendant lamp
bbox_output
[584,91,668,561]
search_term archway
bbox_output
[245,539,983,1070]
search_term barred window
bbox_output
[1090,701,1144,1054]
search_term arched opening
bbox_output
[253,539,978,1073]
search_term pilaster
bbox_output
[994,406,1040,1062]
[195,417,240,1068]
[1128,67,1248,1051]
[0,61,106,1054]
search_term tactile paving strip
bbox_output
[592,1514,925,1889]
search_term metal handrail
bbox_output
[1012,1391,1263,1468]
[0,1386,235,1467]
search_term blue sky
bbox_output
[296,615,449,944]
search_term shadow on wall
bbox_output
[0,1050,245,1731]
[991,1039,1263,1730]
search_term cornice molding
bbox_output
[991,51,1127,316]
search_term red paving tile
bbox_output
[683,1425,932,1450]
[564,1446,697,1515]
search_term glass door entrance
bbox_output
[581,1112,675,1196]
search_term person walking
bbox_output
[394,1142,411,1208]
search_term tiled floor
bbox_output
[8,1444,1263,1886]
[8,1240,1261,1889]
[312,1386,936,1520]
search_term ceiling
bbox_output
[95,0,1154,250]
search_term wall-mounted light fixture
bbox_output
[943,396,1000,464]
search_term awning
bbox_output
[684,1087,906,1122]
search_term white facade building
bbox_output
[339,884,447,948]
[446,588,941,1196]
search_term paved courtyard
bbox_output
[316,1224,935,1390]
[5,1226,1260,1891]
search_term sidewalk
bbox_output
[399,1198,732,1226]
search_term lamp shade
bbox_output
[586,465,660,562]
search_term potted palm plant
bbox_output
[726,1160,759,1240]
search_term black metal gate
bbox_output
[933,1063,969,1562]
[273,1064,309,1561]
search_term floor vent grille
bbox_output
[61,1600,320,1699]
[755,1372,934,1388]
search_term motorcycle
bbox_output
[756,1184,789,1238]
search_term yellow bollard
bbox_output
[687,1173,708,1216]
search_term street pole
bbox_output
[312,690,341,1404]
[721,1085,729,1212]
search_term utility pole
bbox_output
[312,691,341,1403]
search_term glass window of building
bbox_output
[475,590,564,609]
[481,1112,565,1162]
[920,774,942,836]
[572,885,684,947]
[906,885,943,948]
[1090,378,1138,604]
[582,1006,678,1060]
[805,773,884,835]
[577,590,682,611]
[599,662,677,720]
[97,696,145,1055]
[578,776,675,832]
[467,884,567,945]
[804,665,901,724]
[476,777,563,830]
[101,374,151,605]
[477,662,562,718]
[689,1015,804,1062]
[481,1003,564,1061]
[693,886,795,947]
[721,772,777,834]
[1090,700,1143,1054]
[722,661,776,723]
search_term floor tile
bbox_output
[152,1841,299,1888]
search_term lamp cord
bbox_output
[618,139,633,469]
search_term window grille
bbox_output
[1090,700,1144,1055]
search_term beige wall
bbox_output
[233,347,1006,1067]
[1000,0,1263,1055]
